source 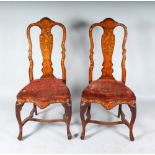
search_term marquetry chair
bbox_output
[80,18,136,141]
[16,17,72,140]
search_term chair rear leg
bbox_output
[64,103,72,139]
[86,104,91,121]
[118,104,122,118]
[80,103,89,140]
[33,104,37,115]
[16,102,24,140]
[128,104,136,141]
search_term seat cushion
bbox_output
[81,79,136,110]
[17,78,71,109]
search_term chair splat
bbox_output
[101,27,115,79]
[39,22,54,78]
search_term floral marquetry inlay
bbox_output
[40,29,53,78]
[101,29,115,78]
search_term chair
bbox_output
[80,18,136,141]
[16,17,72,140]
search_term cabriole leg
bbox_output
[16,102,24,140]
[128,104,136,141]
[80,103,89,140]
[64,103,72,140]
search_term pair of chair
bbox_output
[16,17,136,141]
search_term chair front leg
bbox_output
[63,103,72,139]
[15,102,24,140]
[80,103,90,140]
[128,104,136,141]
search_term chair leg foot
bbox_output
[64,103,72,140]
[18,133,22,141]
[118,104,122,118]
[128,104,136,141]
[130,134,134,141]
[80,135,85,140]
[80,103,89,140]
[68,134,72,140]
[16,102,24,141]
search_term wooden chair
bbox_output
[80,18,136,141]
[16,17,72,140]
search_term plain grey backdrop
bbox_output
[0,1,155,153]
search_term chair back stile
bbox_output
[27,17,67,83]
[89,18,127,83]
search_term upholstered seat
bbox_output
[81,79,136,110]
[17,77,71,109]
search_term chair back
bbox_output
[27,17,66,82]
[89,18,127,83]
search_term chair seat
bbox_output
[17,77,71,109]
[81,79,136,110]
